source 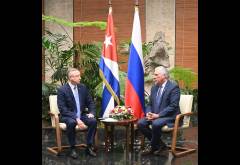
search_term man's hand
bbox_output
[76,118,87,129]
[146,112,152,119]
[146,112,159,121]
[86,113,94,118]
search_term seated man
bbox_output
[137,66,181,156]
[57,68,97,158]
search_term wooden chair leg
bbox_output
[56,126,62,152]
[47,147,59,155]
[47,126,62,155]
[171,126,178,152]
[94,129,98,150]
[171,128,196,157]
[47,128,88,155]
[140,134,145,149]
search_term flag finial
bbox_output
[108,0,112,7]
[108,0,112,13]
[135,0,139,6]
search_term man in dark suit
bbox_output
[138,66,181,156]
[57,68,97,158]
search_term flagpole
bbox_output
[99,0,120,117]
[125,0,145,119]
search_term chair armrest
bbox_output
[49,112,59,118]
[176,112,194,121]
[174,112,196,129]
[49,112,55,116]
[49,112,60,128]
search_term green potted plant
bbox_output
[42,15,106,123]
[169,67,198,125]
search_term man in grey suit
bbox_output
[138,66,181,156]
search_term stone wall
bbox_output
[43,0,73,82]
[146,0,175,69]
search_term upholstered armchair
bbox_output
[141,95,197,157]
[47,95,98,155]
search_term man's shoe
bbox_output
[141,145,156,156]
[153,145,169,156]
[69,149,78,159]
[85,146,97,157]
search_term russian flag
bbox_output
[99,7,120,118]
[125,6,145,119]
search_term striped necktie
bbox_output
[156,85,162,107]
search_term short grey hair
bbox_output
[155,66,169,79]
[67,67,80,79]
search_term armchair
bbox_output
[141,94,197,157]
[47,95,90,155]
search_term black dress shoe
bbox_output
[153,145,169,156]
[85,146,97,157]
[69,149,78,159]
[141,145,156,156]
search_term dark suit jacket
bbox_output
[57,83,96,120]
[146,80,180,120]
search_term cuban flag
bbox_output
[125,6,145,119]
[99,7,120,118]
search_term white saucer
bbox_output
[101,118,118,122]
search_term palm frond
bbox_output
[42,15,106,30]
